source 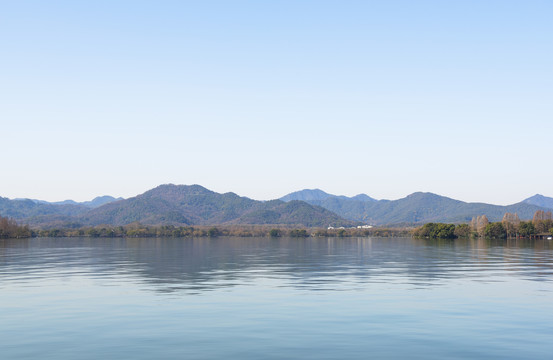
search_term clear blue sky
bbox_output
[2,1,551,204]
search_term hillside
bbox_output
[229,200,348,227]
[281,190,550,225]
[79,184,255,225]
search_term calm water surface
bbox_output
[1,237,552,359]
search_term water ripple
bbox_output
[1,237,552,293]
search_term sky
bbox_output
[1,0,552,205]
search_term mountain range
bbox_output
[1,185,552,228]
[16,195,123,208]
[280,189,552,225]
[1,185,349,228]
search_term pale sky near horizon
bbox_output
[1,0,552,205]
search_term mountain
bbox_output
[77,184,350,227]
[82,196,124,208]
[350,194,375,202]
[279,189,380,222]
[356,192,548,225]
[280,189,336,202]
[21,195,123,208]
[79,184,254,226]
[522,194,553,209]
[0,197,89,220]
[230,200,347,227]
[280,189,376,202]
[283,191,550,225]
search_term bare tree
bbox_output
[502,212,520,237]
[476,215,489,237]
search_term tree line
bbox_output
[0,216,32,238]
[0,218,411,239]
[33,224,409,238]
[414,210,553,239]
[3,210,551,240]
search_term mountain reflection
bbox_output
[1,237,552,294]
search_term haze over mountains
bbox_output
[1,185,552,228]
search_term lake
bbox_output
[1,237,552,359]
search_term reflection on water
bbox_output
[2,237,551,294]
[1,237,552,359]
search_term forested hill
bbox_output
[78,184,350,227]
[280,190,551,225]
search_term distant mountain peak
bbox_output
[408,191,435,197]
[146,184,214,196]
[526,194,546,200]
[522,194,553,209]
[350,194,376,202]
[280,189,375,203]
[280,189,334,202]
[85,196,123,208]
[405,192,460,202]
[404,191,434,200]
